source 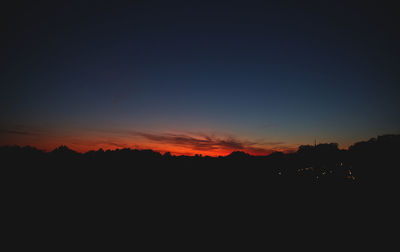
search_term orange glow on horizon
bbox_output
[0,130,298,156]
[0,138,294,157]
[33,142,282,157]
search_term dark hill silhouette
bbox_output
[226,151,251,159]
[3,135,398,237]
[2,134,399,186]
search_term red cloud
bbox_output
[133,132,274,156]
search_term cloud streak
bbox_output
[131,132,273,155]
[0,129,39,136]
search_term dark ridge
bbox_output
[2,134,399,186]
[2,134,398,232]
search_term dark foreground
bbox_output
[2,135,399,246]
[2,134,399,187]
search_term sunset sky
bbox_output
[1,1,399,156]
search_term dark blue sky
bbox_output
[1,0,399,154]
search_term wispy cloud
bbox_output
[130,132,272,154]
[0,129,39,136]
[69,139,130,149]
[96,141,129,148]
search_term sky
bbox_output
[1,0,399,156]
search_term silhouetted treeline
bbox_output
[3,134,399,234]
[2,134,399,187]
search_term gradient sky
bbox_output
[1,0,399,155]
